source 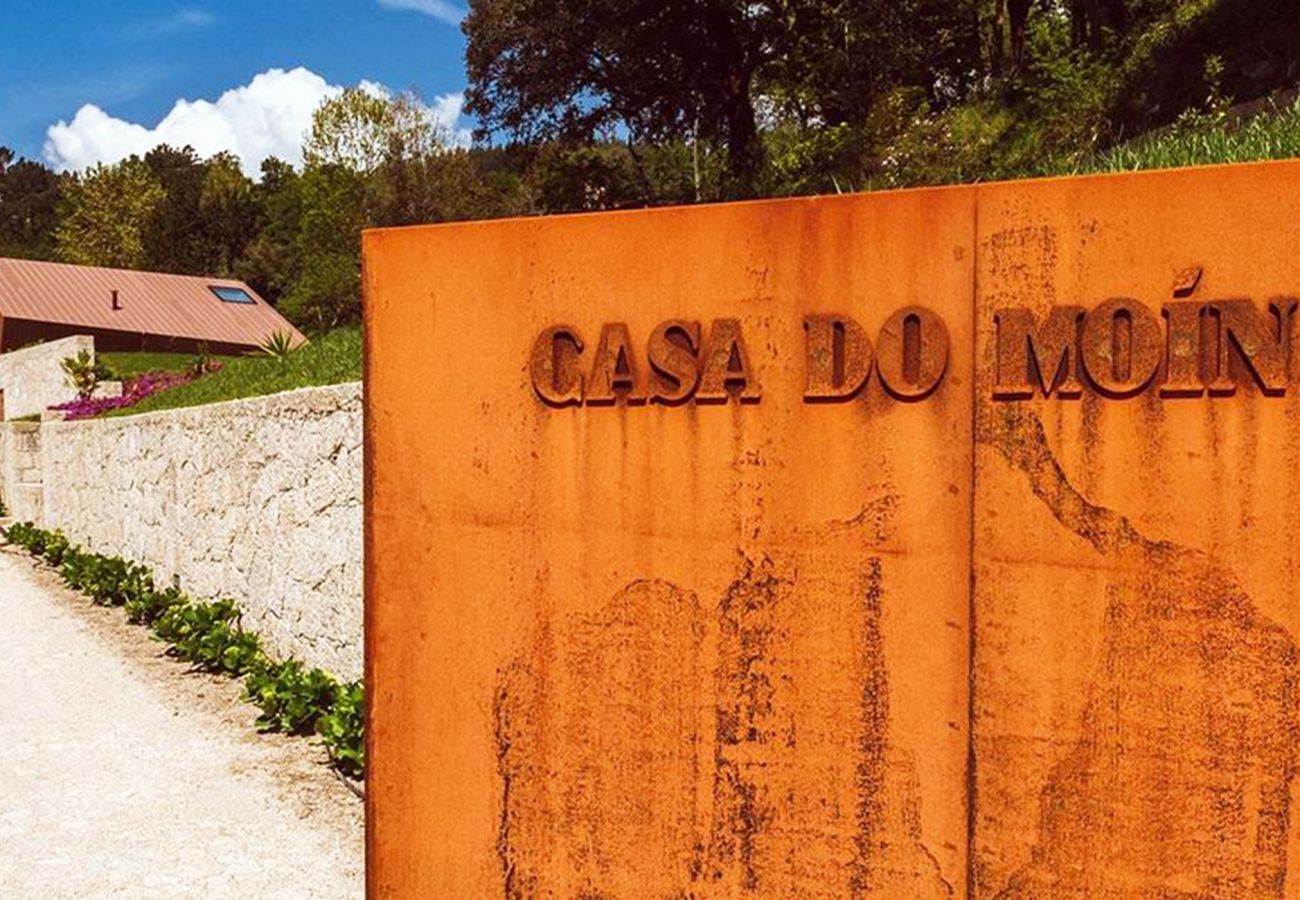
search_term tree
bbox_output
[766,1,981,123]
[304,87,445,172]
[278,162,369,331]
[1070,0,1128,51]
[526,142,653,212]
[140,144,208,273]
[235,157,304,306]
[137,145,261,276]
[465,0,985,197]
[282,87,519,328]
[0,147,61,260]
[282,89,429,330]
[465,0,777,196]
[198,152,260,276]
[55,159,165,269]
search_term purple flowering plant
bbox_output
[51,363,224,420]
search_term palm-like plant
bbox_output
[259,330,298,360]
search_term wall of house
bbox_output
[0,335,93,420]
[22,382,364,679]
[0,319,257,356]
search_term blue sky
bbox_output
[0,1,470,172]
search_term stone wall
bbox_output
[0,335,93,420]
[1,422,44,522]
[37,383,363,678]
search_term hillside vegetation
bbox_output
[1084,95,1300,173]
[102,328,361,418]
[1,0,1297,336]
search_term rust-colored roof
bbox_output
[0,258,305,348]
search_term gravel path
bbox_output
[0,548,364,898]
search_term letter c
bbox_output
[530,325,585,406]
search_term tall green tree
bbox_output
[279,162,369,331]
[141,144,208,273]
[464,0,986,197]
[55,159,165,269]
[280,89,412,330]
[0,147,61,260]
[235,157,303,306]
[304,87,445,172]
[465,0,779,196]
[199,152,260,276]
[285,86,533,328]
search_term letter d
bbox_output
[804,315,873,401]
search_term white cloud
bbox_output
[43,67,470,179]
[430,93,473,146]
[376,0,466,26]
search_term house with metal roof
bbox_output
[0,258,305,355]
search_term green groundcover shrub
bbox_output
[3,523,364,779]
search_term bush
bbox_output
[317,681,365,778]
[6,521,48,555]
[41,530,71,567]
[125,584,186,626]
[60,349,100,401]
[154,598,263,675]
[61,552,153,607]
[5,521,41,552]
[245,659,339,734]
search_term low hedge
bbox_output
[3,522,364,779]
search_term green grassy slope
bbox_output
[98,351,237,379]
[104,327,361,418]
[1076,97,1300,175]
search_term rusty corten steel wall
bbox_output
[0,257,305,350]
[972,166,1300,898]
[363,159,1300,899]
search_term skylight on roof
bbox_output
[210,286,255,305]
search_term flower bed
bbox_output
[50,364,223,421]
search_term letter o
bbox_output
[1081,297,1161,398]
[875,306,949,401]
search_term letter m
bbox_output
[993,306,1085,399]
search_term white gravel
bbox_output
[0,550,364,899]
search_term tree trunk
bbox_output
[1070,0,1128,51]
[724,71,763,198]
[988,1,1006,77]
[1070,0,1087,47]
[1103,0,1128,40]
[1007,0,1031,73]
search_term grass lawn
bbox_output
[103,327,362,418]
[99,351,238,379]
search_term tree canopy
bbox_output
[1,0,1297,333]
[466,0,1300,196]
[0,147,61,260]
[56,159,165,269]
[463,0,983,194]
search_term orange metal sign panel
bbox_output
[364,160,1300,898]
[973,165,1300,898]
